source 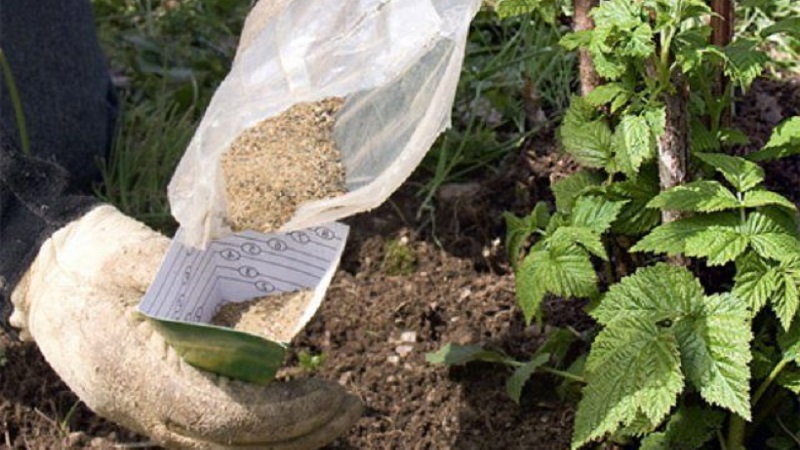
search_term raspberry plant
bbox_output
[431,1,800,448]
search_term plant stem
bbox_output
[539,366,586,383]
[753,358,790,406]
[727,358,790,449]
[0,47,30,155]
[727,415,746,450]
[573,0,600,95]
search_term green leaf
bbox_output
[561,119,614,169]
[506,353,550,404]
[548,226,608,260]
[551,171,604,213]
[590,0,642,31]
[685,226,749,266]
[495,0,559,21]
[776,368,800,394]
[584,83,627,107]
[719,127,750,147]
[647,180,740,213]
[639,407,724,450]
[516,245,598,325]
[747,117,800,162]
[560,98,614,169]
[614,114,655,177]
[778,320,800,364]
[570,196,627,234]
[734,253,781,314]
[674,293,753,420]
[748,232,800,262]
[632,212,739,256]
[593,264,704,325]
[622,23,655,58]
[146,317,287,385]
[608,167,662,235]
[691,120,721,153]
[773,272,800,331]
[723,39,769,89]
[560,30,593,51]
[695,152,765,192]
[572,317,683,449]
[425,343,512,366]
[761,18,800,39]
[643,106,666,137]
[504,202,550,268]
[742,190,796,210]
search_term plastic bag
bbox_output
[168,0,482,248]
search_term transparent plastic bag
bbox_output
[168,0,482,248]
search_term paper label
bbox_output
[139,222,349,331]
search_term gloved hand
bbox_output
[9,204,361,449]
[1,149,360,449]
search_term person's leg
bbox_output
[0,0,117,187]
[0,0,114,331]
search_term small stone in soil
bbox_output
[221,97,346,232]
[210,290,314,343]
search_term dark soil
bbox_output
[2,75,800,449]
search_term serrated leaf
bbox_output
[495,0,559,22]
[639,407,724,450]
[561,119,614,169]
[648,180,740,212]
[748,117,800,162]
[746,208,799,237]
[506,353,550,404]
[516,245,598,325]
[643,107,666,137]
[674,293,753,420]
[560,30,593,51]
[734,253,781,314]
[691,120,720,153]
[622,23,655,58]
[504,202,550,268]
[778,320,800,364]
[585,83,627,107]
[552,171,604,213]
[773,273,799,330]
[549,226,608,260]
[748,232,800,262]
[571,196,627,234]
[632,212,739,256]
[425,343,512,366]
[776,368,800,394]
[724,39,769,89]
[742,190,796,210]
[719,127,750,146]
[685,226,749,266]
[590,0,642,31]
[614,114,654,177]
[593,264,704,325]
[761,18,800,39]
[609,168,662,235]
[572,317,683,449]
[610,90,633,113]
[695,152,765,192]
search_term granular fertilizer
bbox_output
[221,97,346,232]
[210,289,314,343]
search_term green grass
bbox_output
[91,0,248,232]
[417,9,576,217]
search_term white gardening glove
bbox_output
[9,205,361,449]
